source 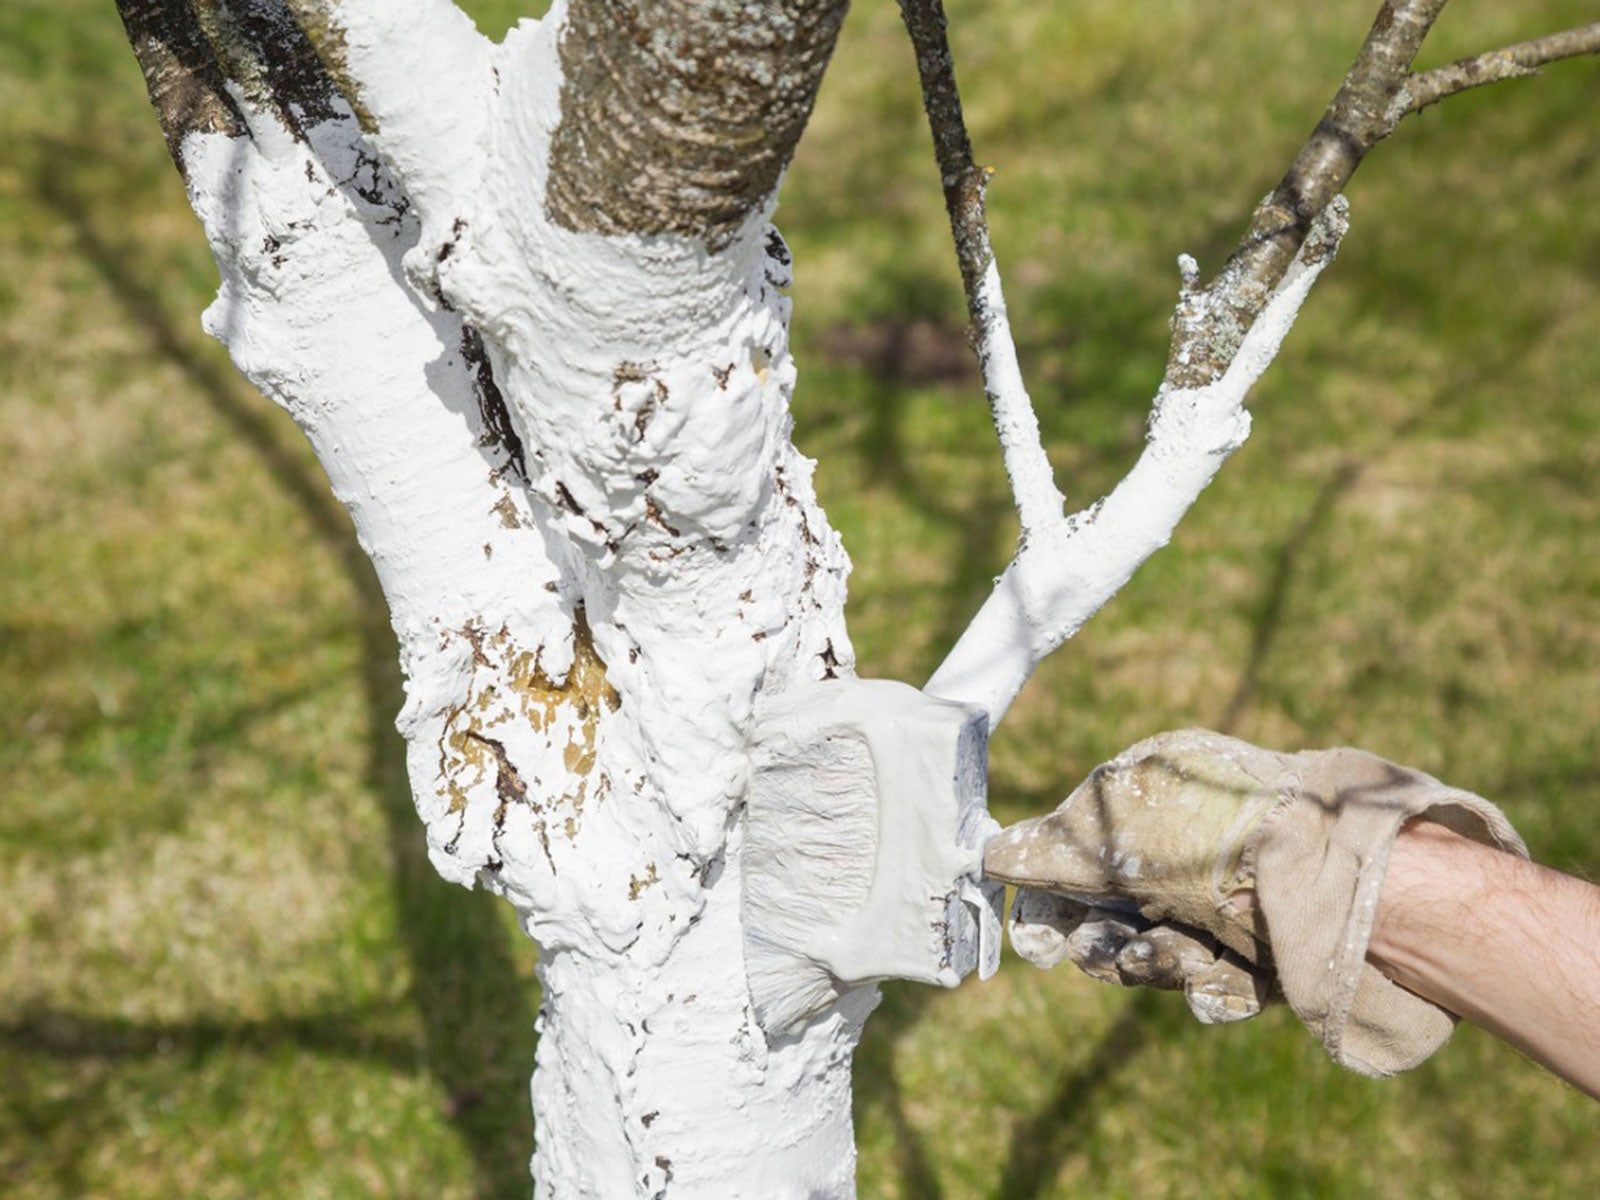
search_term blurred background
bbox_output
[2,1,1597,1196]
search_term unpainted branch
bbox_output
[1174,7,1600,390]
[1167,0,1448,389]
[1397,21,1600,116]
[896,0,1063,538]
[894,0,988,306]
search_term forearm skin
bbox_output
[1368,820,1600,1099]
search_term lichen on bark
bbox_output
[116,0,245,165]
[546,0,850,247]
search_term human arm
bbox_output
[1369,819,1600,1099]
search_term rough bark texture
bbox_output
[1166,0,1446,390]
[546,0,851,247]
[117,0,244,161]
[1398,21,1600,115]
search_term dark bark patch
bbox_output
[280,0,374,131]
[461,325,528,482]
[118,0,356,172]
[643,497,681,539]
[116,0,246,166]
[218,0,344,135]
[818,639,840,680]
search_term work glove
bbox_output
[983,729,1527,1077]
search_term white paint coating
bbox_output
[176,5,891,1192]
[973,259,1065,537]
[928,217,1346,724]
[320,0,495,242]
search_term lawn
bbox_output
[1,1,1596,1196]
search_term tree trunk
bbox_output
[119,2,875,1194]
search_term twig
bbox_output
[1397,22,1600,116]
[897,0,1065,540]
[1167,0,1450,389]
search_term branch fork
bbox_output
[903,0,1596,725]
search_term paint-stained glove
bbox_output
[983,729,1527,1077]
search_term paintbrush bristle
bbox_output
[741,678,1003,1036]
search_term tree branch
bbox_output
[897,0,1064,539]
[283,0,494,223]
[1167,0,1448,390]
[120,0,368,163]
[926,2,1467,720]
[924,202,1348,723]
[116,0,245,167]
[118,0,586,900]
[926,1,1599,726]
[1397,22,1600,116]
[193,0,348,140]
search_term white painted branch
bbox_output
[974,258,1067,538]
[288,0,495,232]
[895,0,1064,540]
[927,200,1348,723]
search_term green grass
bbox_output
[2,1,1597,1196]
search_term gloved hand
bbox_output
[984,729,1527,1077]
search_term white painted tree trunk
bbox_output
[119,0,1346,1194]
[132,7,873,1192]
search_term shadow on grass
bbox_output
[28,148,539,1199]
[854,983,947,1199]
[854,878,1166,1199]
[855,984,1207,1200]
[1217,458,1364,735]
[0,1007,418,1071]
[993,991,1158,1200]
[1216,269,1599,742]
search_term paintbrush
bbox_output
[741,677,1002,1036]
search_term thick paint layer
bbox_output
[927,203,1348,723]
[167,4,895,1193]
